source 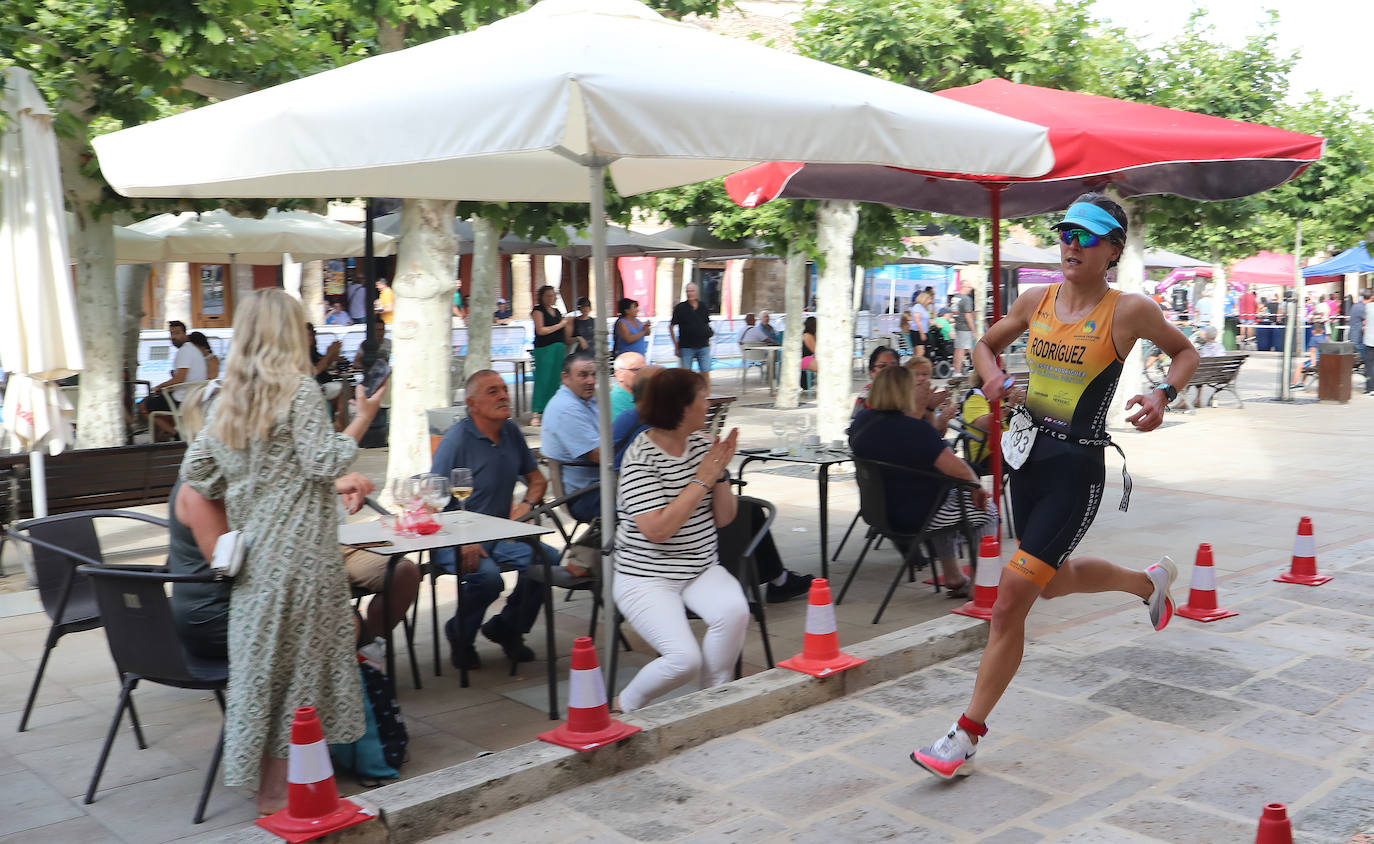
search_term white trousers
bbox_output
[613,565,749,712]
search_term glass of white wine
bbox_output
[450,468,474,519]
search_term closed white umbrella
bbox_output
[92,0,1055,677]
[1,67,84,518]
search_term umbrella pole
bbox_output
[587,162,618,686]
[29,451,48,518]
[987,186,1005,516]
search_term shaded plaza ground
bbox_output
[2,350,1373,841]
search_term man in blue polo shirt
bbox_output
[540,352,602,521]
[431,369,556,670]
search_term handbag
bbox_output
[210,529,247,579]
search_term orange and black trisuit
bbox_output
[1006,283,1132,588]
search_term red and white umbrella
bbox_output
[727,78,1325,508]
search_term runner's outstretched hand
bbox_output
[1124,389,1167,432]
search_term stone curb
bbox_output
[218,614,988,844]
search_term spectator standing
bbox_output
[541,352,602,522]
[800,316,818,372]
[1238,286,1258,346]
[1352,290,1372,394]
[493,297,513,323]
[953,281,976,374]
[345,279,368,323]
[530,284,572,425]
[613,297,652,356]
[374,277,395,325]
[671,282,714,388]
[431,369,558,669]
[613,368,747,711]
[178,288,384,814]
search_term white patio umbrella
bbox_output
[127,208,395,265]
[1,67,83,519]
[92,0,1054,674]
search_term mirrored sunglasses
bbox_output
[1058,228,1103,248]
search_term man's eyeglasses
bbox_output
[1057,228,1103,248]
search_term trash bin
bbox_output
[1317,341,1354,403]
[1223,316,1239,351]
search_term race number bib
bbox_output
[1002,406,1036,470]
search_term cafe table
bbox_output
[736,446,852,581]
[491,356,531,417]
[339,509,561,718]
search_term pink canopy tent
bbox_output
[1229,251,1338,288]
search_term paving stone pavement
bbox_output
[434,558,1374,844]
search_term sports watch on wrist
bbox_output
[1156,384,1178,402]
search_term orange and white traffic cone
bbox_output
[1275,516,1332,586]
[779,578,866,677]
[1177,543,1238,623]
[256,707,374,843]
[1255,802,1294,844]
[539,636,640,751]
[953,537,1001,621]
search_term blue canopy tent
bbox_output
[1302,242,1374,277]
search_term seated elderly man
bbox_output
[739,309,780,345]
[541,351,602,522]
[431,369,559,670]
[611,351,645,420]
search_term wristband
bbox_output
[689,479,711,491]
[522,498,540,507]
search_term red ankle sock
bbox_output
[957,714,988,737]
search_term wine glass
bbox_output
[450,468,474,517]
[796,415,812,436]
[771,419,787,453]
[421,474,450,512]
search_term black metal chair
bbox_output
[7,509,168,734]
[836,458,981,624]
[608,495,778,695]
[76,564,227,824]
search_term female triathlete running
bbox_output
[912,193,1200,779]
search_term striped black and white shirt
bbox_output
[614,431,718,580]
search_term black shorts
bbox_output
[1006,438,1105,587]
[143,393,171,415]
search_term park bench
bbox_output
[1179,353,1248,410]
[0,442,185,575]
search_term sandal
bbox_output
[944,581,971,599]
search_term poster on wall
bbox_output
[618,256,656,314]
[324,259,346,296]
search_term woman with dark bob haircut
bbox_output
[611,368,748,711]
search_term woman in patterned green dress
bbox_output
[179,289,386,814]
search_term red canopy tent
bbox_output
[725,79,1325,509]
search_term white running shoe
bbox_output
[1145,556,1179,631]
[911,723,977,779]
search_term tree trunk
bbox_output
[301,261,324,324]
[70,214,124,448]
[1109,197,1148,429]
[654,257,675,322]
[466,214,499,372]
[164,262,192,324]
[815,200,859,442]
[775,247,806,409]
[115,263,149,381]
[384,199,457,487]
[510,254,532,326]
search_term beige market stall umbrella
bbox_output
[92,0,1054,681]
[127,207,395,265]
[0,67,83,520]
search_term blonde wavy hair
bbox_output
[867,366,915,414]
[210,289,311,449]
